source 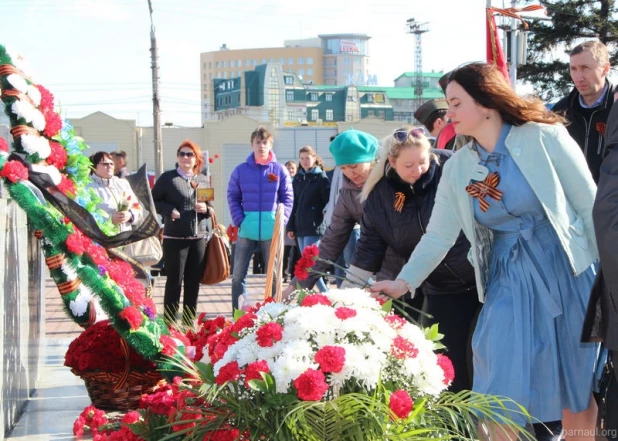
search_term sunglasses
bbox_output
[177,151,195,158]
[98,162,114,167]
[393,129,424,143]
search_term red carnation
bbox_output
[231,312,256,333]
[315,345,346,373]
[208,157,214,163]
[335,307,357,320]
[0,137,8,153]
[389,389,414,419]
[57,175,76,197]
[37,84,55,111]
[300,294,331,307]
[437,354,455,386]
[215,361,242,385]
[66,231,86,255]
[0,160,28,183]
[244,360,270,387]
[159,335,178,356]
[119,306,144,330]
[294,263,309,281]
[46,141,68,169]
[214,153,220,159]
[121,411,141,425]
[43,110,63,138]
[255,322,283,347]
[303,244,320,259]
[293,368,329,401]
[391,335,418,359]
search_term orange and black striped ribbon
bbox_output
[45,253,64,270]
[57,278,81,295]
[465,172,503,212]
[394,192,405,213]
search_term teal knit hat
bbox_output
[329,130,378,166]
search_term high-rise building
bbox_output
[199,34,375,122]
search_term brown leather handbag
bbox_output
[200,210,230,285]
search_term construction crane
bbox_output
[405,18,429,111]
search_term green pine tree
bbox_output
[517,0,618,102]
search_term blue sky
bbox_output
[1,0,512,127]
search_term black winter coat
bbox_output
[152,170,212,238]
[287,167,330,237]
[552,80,617,183]
[353,149,476,295]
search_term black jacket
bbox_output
[152,170,212,238]
[582,103,618,350]
[353,149,476,295]
[552,80,616,183]
[287,167,330,237]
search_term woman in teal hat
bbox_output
[282,129,378,296]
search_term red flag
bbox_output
[486,8,510,83]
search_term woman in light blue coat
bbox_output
[372,63,599,440]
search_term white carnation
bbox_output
[69,289,92,317]
[20,134,51,158]
[7,73,28,93]
[26,84,41,106]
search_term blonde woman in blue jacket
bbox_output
[372,63,599,440]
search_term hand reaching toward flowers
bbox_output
[369,279,409,300]
[339,264,374,289]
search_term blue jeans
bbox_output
[335,228,359,288]
[232,237,274,310]
[297,235,328,292]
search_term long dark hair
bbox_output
[446,62,566,126]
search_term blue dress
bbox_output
[471,124,598,425]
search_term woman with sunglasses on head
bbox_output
[87,151,143,233]
[371,63,599,440]
[152,140,212,325]
[344,128,480,393]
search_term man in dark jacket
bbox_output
[552,41,616,183]
[582,103,618,439]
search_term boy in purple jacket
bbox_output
[227,127,294,310]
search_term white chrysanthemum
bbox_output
[69,289,92,317]
[20,134,51,158]
[270,356,316,393]
[328,343,364,386]
[31,164,62,185]
[234,338,260,367]
[31,109,46,131]
[26,84,41,106]
[326,288,380,310]
[7,73,28,93]
[257,302,290,320]
[11,99,38,124]
[277,339,313,362]
[287,304,339,336]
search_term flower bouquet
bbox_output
[65,320,162,411]
[116,191,140,212]
[154,289,533,441]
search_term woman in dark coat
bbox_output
[347,128,480,392]
[287,145,330,291]
[152,140,212,325]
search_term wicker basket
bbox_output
[73,369,162,412]
[71,337,162,411]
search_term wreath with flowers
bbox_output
[0,45,181,363]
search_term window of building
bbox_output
[280,58,285,64]
[209,72,212,79]
[307,57,313,65]
[230,60,235,68]
[270,58,275,63]
[288,58,294,65]
[298,57,304,65]
[284,76,294,85]
[366,94,373,103]
[246,59,251,66]
[288,111,294,120]
[223,72,228,78]
[238,59,241,67]
[311,109,319,121]
[378,110,385,118]
[325,94,332,102]
[286,90,294,101]
[326,109,334,121]
[310,93,318,101]
[253,59,258,66]
[208,62,212,68]
[217,72,221,78]
[223,61,227,68]
[298,68,304,76]
[216,61,221,68]
[344,57,350,64]
[307,68,313,76]
[261,59,267,64]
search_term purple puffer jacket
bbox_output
[227,152,294,241]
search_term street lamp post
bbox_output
[147,0,163,177]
